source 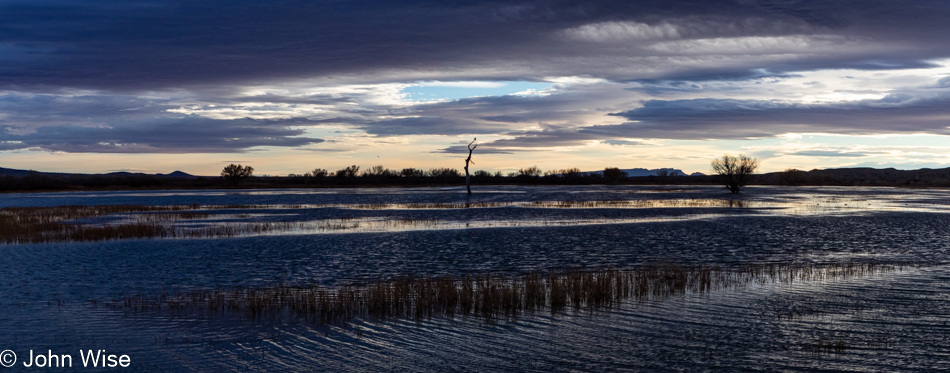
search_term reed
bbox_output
[119,261,913,325]
[0,198,766,244]
[0,204,319,244]
[334,199,753,210]
[0,205,194,244]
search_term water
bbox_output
[1,185,949,371]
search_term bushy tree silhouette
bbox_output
[711,154,759,193]
[335,165,360,178]
[221,164,253,185]
[518,166,542,178]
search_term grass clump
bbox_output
[119,261,911,325]
[0,204,312,244]
[0,205,200,244]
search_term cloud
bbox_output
[628,72,802,94]
[361,116,509,136]
[844,161,950,170]
[429,84,950,152]
[351,90,626,137]
[562,21,681,42]
[602,139,646,146]
[786,150,871,157]
[0,117,322,153]
[436,126,604,154]
[606,94,950,139]
[414,81,509,88]
[3,0,950,92]
[437,145,514,155]
[4,0,950,159]
[644,35,852,55]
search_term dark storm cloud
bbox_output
[361,116,508,136]
[409,94,593,125]
[361,93,603,136]
[628,72,803,94]
[0,92,321,152]
[480,115,527,123]
[3,0,950,91]
[436,89,950,150]
[3,0,950,153]
[437,126,604,154]
[606,94,950,139]
[437,128,644,154]
[487,131,600,148]
[0,117,322,153]
[0,93,172,126]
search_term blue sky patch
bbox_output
[402,81,551,102]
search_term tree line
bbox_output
[222,154,760,193]
[0,164,686,192]
[223,164,646,186]
[0,155,754,192]
[19,154,950,193]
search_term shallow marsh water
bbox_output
[1,185,949,371]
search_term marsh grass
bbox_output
[0,205,192,244]
[0,204,477,243]
[0,202,729,244]
[329,199,753,210]
[0,197,899,244]
[527,199,752,209]
[119,261,910,325]
[0,204,291,244]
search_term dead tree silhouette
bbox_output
[464,138,477,195]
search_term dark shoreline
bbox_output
[4,165,950,193]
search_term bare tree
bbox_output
[464,138,477,195]
[711,154,759,194]
[221,164,254,186]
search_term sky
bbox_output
[2,0,950,176]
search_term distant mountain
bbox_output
[757,167,950,186]
[587,168,690,177]
[0,167,196,178]
[626,168,689,177]
[0,167,73,177]
[159,171,197,178]
[0,167,36,177]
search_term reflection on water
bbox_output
[2,185,950,371]
[119,261,913,326]
[5,186,950,243]
[6,265,946,371]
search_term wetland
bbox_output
[1,185,949,371]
